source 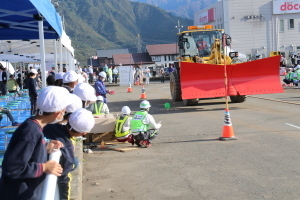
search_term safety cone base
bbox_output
[219,136,238,141]
[140,93,147,99]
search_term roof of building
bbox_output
[97,49,129,58]
[146,43,178,56]
[113,53,154,66]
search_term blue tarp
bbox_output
[0,0,62,40]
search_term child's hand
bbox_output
[46,140,64,153]
[42,160,63,176]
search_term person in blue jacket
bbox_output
[0,86,72,200]
[44,108,95,200]
[26,69,38,115]
[94,71,112,103]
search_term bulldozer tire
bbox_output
[230,95,246,103]
[170,72,182,101]
[183,99,198,106]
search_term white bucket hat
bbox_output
[55,72,65,80]
[30,69,38,74]
[73,83,96,102]
[66,94,83,113]
[63,70,79,83]
[69,108,95,133]
[37,86,72,113]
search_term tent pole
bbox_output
[20,62,23,89]
[65,47,68,71]
[69,52,73,71]
[38,20,46,89]
[59,39,63,72]
[53,40,58,73]
[72,55,75,71]
[67,52,71,71]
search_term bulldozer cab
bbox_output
[178,29,223,58]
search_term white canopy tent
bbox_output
[0,30,75,70]
[0,61,15,74]
[0,52,70,63]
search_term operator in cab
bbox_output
[196,37,208,51]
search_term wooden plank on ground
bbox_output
[105,146,138,152]
[97,141,139,152]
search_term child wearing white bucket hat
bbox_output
[91,95,109,115]
[43,108,95,199]
[62,70,79,92]
[0,86,72,199]
[73,82,97,111]
[59,93,83,124]
[54,72,65,86]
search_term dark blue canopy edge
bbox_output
[0,0,62,40]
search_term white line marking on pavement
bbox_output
[285,123,300,129]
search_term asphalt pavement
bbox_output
[83,81,300,200]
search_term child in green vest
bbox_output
[283,69,292,85]
[115,106,132,142]
[130,100,162,147]
[92,96,109,115]
[292,69,299,87]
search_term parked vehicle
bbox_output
[170,25,284,106]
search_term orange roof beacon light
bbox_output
[188,25,214,30]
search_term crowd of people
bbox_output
[0,65,162,199]
[133,64,175,85]
[79,65,119,85]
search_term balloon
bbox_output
[164,102,171,109]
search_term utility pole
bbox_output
[175,20,183,33]
[136,34,142,53]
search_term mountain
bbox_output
[129,0,218,19]
[55,0,193,65]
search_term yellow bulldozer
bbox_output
[170,25,284,106]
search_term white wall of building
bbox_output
[194,0,300,65]
[151,55,176,67]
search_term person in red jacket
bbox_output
[196,37,208,51]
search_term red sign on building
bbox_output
[198,8,215,25]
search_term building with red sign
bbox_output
[194,0,300,64]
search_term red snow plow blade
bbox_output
[180,56,284,99]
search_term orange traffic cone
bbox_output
[100,140,105,149]
[140,86,147,99]
[127,83,133,93]
[219,108,237,141]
